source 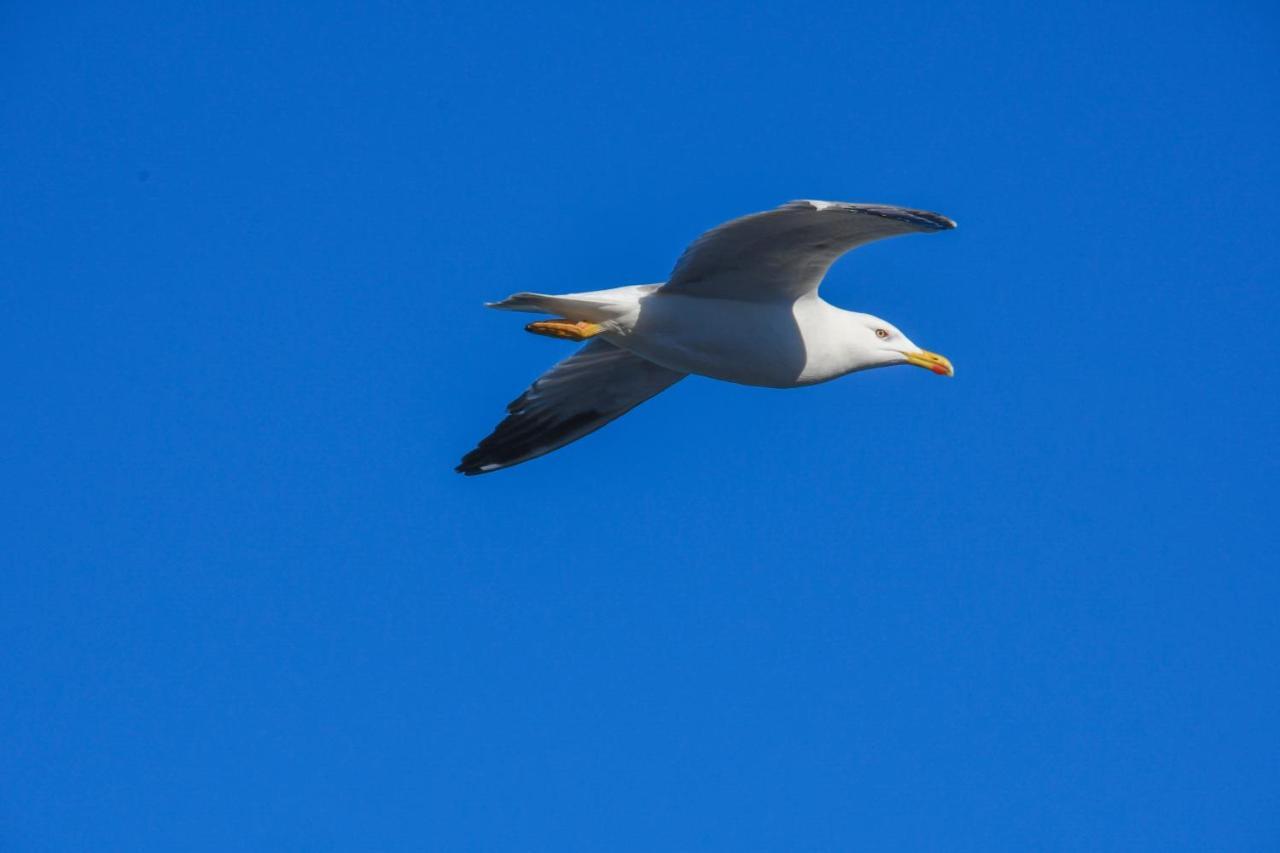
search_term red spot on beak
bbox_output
[930,364,949,375]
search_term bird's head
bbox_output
[852,313,954,377]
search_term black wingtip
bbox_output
[785,200,955,231]
[923,211,957,230]
[455,453,496,476]
[456,409,606,478]
[862,205,956,231]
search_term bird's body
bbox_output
[458,200,956,475]
[510,287,894,388]
[602,290,821,388]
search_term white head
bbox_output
[847,312,954,376]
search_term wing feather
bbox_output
[662,200,955,302]
[456,340,685,475]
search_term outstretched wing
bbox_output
[456,340,686,475]
[662,200,955,302]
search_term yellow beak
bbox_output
[903,350,955,377]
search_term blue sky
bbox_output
[3,1,1278,849]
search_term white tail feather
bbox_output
[485,292,556,313]
[485,284,662,322]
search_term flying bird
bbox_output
[457,200,955,475]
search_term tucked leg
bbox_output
[525,319,604,342]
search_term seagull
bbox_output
[457,200,956,475]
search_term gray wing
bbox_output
[456,340,686,475]
[662,199,955,302]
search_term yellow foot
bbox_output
[525,319,604,342]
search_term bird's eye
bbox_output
[875,328,889,338]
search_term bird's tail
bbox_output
[485,292,563,313]
[485,284,660,323]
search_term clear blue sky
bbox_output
[3,2,1278,849]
